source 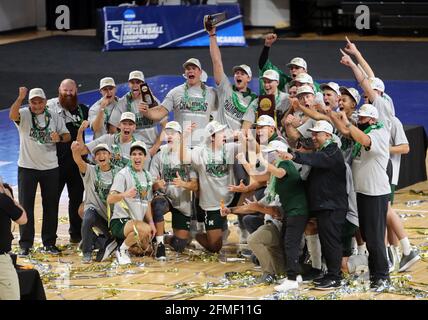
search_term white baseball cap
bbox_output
[165,121,182,133]
[120,112,136,123]
[99,77,116,90]
[29,88,46,100]
[262,69,280,82]
[369,77,385,92]
[339,86,361,105]
[206,120,227,136]
[263,140,290,153]
[307,120,334,135]
[256,115,276,127]
[232,64,252,78]
[291,73,314,86]
[183,58,202,70]
[320,82,341,96]
[358,104,379,119]
[130,140,148,155]
[296,85,315,96]
[287,57,307,70]
[92,143,111,156]
[128,70,145,82]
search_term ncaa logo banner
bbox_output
[101,4,246,51]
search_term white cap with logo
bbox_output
[130,140,148,154]
[99,77,116,90]
[339,86,361,105]
[307,120,334,135]
[263,140,290,153]
[296,85,315,96]
[256,115,276,127]
[92,143,111,156]
[369,77,385,92]
[183,58,202,70]
[262,69,280,82]
[358,104,379,119]
[291,73,314,85]
[120,112,136,123]
[29,88,46,100]
[165,121,182,133]
[206,120,227,136]
[320,82,341,96]
[287,57,307,70]
[128,70,145,82]
[232,64,252,78]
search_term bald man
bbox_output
[47,79,89,244]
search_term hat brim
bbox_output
[183,62,201,69]
[93,147,110,155]
[286,63,306,69]
[29,95,46,100]
[128,77,144,82]
[339,87,359,104]
[262,76,279,82]
[130,145,147,155]
[307,128,332,134]
[210,124,228,135]
[100,84,116,90]
[297,90,314,96]
[232,66,251,77]
[358,112,377,119]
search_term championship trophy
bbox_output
[140,82,158,108]
[256,95,277,123]
[204,12,227,31]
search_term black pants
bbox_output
[283,214,308,280]
[243,214,265,234]
[357,193,390,281]
[81,207,109,254]
[18,167,59,248]
[58,160,84,241]
[315,209,347,281]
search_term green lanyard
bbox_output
[205,145,227,178]
[125,92,146,127]
[111,133,136,168]
[352,122,384,159]
[266,159,281,203]
[183,83,207,112]
[231,87,257,113]
[129,164,152,200]
[94,165,117,203]
[31,108,51,144]
[103,99,117,130]
[319,139,333,151]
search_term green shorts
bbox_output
[341,220,358,257]
[171,208,191,231]
[390,184,396,205]
[110,218,131,240]
[204,210,226,231]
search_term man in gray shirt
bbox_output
[9,87,71,256]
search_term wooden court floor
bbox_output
[10,158,428,301]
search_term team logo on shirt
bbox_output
[163,166,187,183]
[224,99,245,120]
[29,128,52,144]
[179,97,207,112]
[206,163,228,178]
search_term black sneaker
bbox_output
[239,248,253,259]
[42,245,61,255]
[370,278,390,290]
[314,278,341,291]
[155,242,166,261]
[18,248,30,257]
[399,249,420,272]
[257,273,276,284]
[95,238,118,262]
[69,237,82,244]
[302,267,324,283]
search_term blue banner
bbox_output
[102,4,246,51]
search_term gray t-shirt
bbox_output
[81,164,115,220]
[215,74,257,131]
[243,91,289,124]
[88,98,120,139]
[110,166,153,221]
[110,93,162,148]
[16,107,69,170]
[352,126,390,196]
[86,134,151,171]
[390,116,408,185]
[372,95,394,133]
[190,143,237,211]
[162,83,217,146]
[150,145,197,216]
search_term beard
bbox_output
[358,122,371,132]
[59,93,78,111]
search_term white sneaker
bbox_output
[274,279,299,292]
[116,248,131,265]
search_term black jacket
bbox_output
[293,143,348,212]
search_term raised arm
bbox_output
[344,36,375,78]
[9,87,28,122]
[208,26,224,86]
[71,141,88,174]
[259,33,277,69]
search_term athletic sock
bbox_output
[156,236,164,244]
[120,242,129,251]
[357,244,367,255]
[400,237,411,256]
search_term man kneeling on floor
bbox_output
[107,141,157,265]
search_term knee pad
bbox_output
[152,194,170,222]
[170,236,188,253]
